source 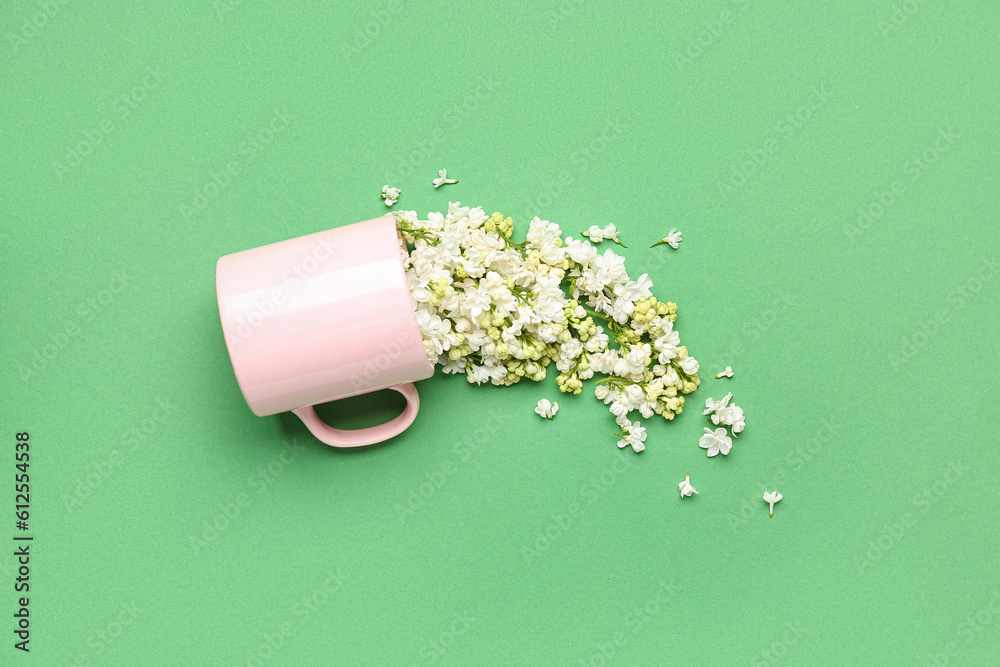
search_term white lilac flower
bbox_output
[582,225,605,243]
[582,224,626,247]
[715,366,734,378]
[468,364,491,384]
[715,404,745,435]
[432,169,458,188]
[679,355,699,376]
[618,420,646,453]
[399,202,700,451]
[763,491,782,517]
[591,248,627,290]
[699,427,732,457]
[564,237,597,265]
[381,185,400,206]
[611,274,653,323]
[654,321,680,364]
[585,328,610,353]
[526,217,566,265]
[602,224,624,246]
[703,393,733,416]
[535,398,559,419]
[464,284,492,320]
[651,228,682,249]
[703,391,745,435]
[678,475,698,498]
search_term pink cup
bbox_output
[215,214,434,447]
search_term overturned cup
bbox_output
[216,215,433,447]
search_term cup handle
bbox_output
[291,383,421,448]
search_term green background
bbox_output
[3,0,999,664]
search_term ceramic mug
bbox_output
[215,214,434,447]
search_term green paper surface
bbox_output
[2,1,999,664]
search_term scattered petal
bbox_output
[715,404,746,435]
[763,491,782,517]
[433,169,458,188]
[581,225,605,243]
[703,393,733,415]
[715,366,734,378]
[617,420,646,453]
[581,224,627,247]
[535,398,559,419]
[651,228,682,249]
[381,185,400,206]
[704,392,745,435]
[678,474,698,498]
[699,427,732,457]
